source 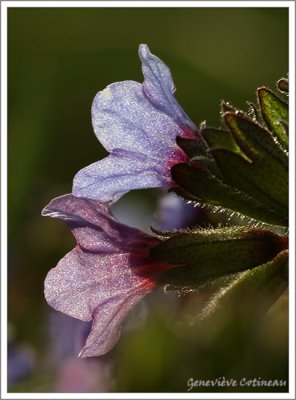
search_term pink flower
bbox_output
[42,194,171,357]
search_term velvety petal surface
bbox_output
[91,81,184,154]
[73,148,182,202]
[43,194,169,357]
[73,44,197,202]
[139,44,196,132]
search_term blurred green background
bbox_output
[8,7,288,393]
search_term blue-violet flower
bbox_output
[72,44,198,202]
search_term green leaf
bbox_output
[202,249,288,318]
[224,112,288,167]
[201,127,246,157]
[151,227,287,288]
[257,87,288,149]
[171,163,287,226]
[210,149,288,218]
[220,112,288,218]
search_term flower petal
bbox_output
[42,194,158,252]
[139,44,196,133]
[43,194,171,356]
[78,289,147,357]
[44,247,155,356]
[74,45,197,202]
[91,80,186,155]
[72,150,173,202]
[44,247,154,321]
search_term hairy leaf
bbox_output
[202,249,288,318]
[210,149,288,218]
[201,127,246,157]
[171,163,287,226]
[224,112,288,166]
[151,227,287,288]
[257,87,288,150]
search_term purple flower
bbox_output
[152,192,203,231]
[42,194,171,357]
[73,44,198,202]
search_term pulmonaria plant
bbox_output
[43,45,288,358]
[73,44,202,202]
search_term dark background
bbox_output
[8,7,288,392]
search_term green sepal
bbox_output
[202,249,288,318]
[257,87,288,150]
[224,112,288,167]
[221,112,288,218]
[176,134,224,177]
[176,135,208,158]
[210,148,288,219]
[171,163,287,226]
[201,127,246,158]
[151,227,287,289]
